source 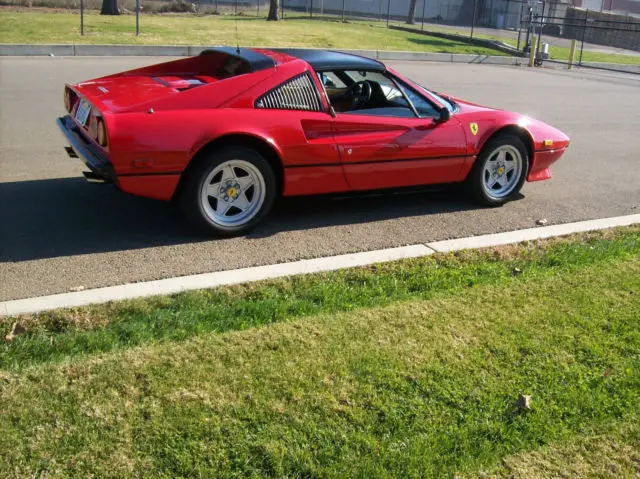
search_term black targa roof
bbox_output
[200,47,276,72]
[273,49,386,72]
[199,47,385,73]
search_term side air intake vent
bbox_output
[255,73,322,112]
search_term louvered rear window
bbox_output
[255,73,323,112]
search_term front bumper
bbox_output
[527,146,568,182]
[57,115,116,183]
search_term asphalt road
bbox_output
[1,57,639,301]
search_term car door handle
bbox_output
[340,144,398,156]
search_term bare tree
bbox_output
[406,0,417,24]
[101,0,119,15]
[267,0,279,20]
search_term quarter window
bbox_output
[397,82,440,118]
[318,72,346,89]
[256,73,323,112]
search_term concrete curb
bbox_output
[0,43,524,65]
[0,245,435,316]
[73,44,190,56]
[428,214,640,252]
[0,44,75,56]
[1,213,638,316]
[574,62,640,74]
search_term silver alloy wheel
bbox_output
[481,144,523,199]
[200,159,266,227]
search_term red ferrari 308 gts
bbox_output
[58,47,570,236]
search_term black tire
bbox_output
[465,134,529,207]
[179,147,277,237]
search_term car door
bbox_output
[326,70,469,191]
[254,71,346,196]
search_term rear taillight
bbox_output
[64,88,77,113]
[97,118,108,147]
[64,89,71,111]
[88,114,98,140]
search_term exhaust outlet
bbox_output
[65,146,79,158]
[82,171,109,184]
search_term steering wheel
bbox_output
[349,80,372,109]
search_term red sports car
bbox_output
[58,48,570,236]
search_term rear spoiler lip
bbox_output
[66,83,112,116]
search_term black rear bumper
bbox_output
[57,115,116,183]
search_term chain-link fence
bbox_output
[530,8,640,73]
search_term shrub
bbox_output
[159,0,195,13]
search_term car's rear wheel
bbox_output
[179,147,276,236]
[466,134,529,206]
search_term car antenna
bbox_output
[235,20,240,54]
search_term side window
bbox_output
[345,71,409,108]
[397,82,440,118]
[255,73,323,112]
[323,70,415,118]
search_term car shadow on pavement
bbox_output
[251,187,479,239]
[0,177,482,262]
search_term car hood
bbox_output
[447,96,498,114]
[435,94,570,152]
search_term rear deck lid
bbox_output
[69,49,279,114]
[73,75,212,114]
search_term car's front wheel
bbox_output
[466,134,529,206]
[179,147,276,236]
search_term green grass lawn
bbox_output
[2,227,639,477]
[0,10,504,55]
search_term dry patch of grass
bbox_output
[479,423,640,478]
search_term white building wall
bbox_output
[583,0,603,9]
[287,0,535,28]
[286,0,465,22]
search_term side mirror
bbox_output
[436,107,450,123]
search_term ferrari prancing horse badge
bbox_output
[470,122,479,136]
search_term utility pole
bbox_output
[535,0,545,62]
[470,0,478,39]
[386,0,391,27]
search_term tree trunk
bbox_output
[406,0,417,24]
[101,0,120,15]
[267,0,279,20]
